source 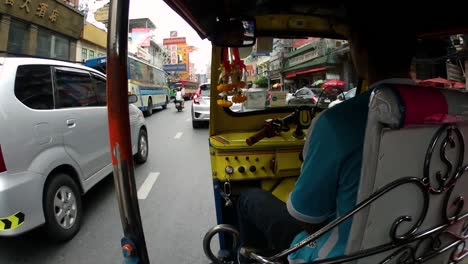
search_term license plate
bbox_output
[325,99,331,103]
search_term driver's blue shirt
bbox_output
[286,90,372,263]
[286,79,414,263]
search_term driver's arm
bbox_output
[286,113,339,233]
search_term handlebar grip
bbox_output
[246,128,267,146]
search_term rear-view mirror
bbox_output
[211,18,256,47]
[128,94,138,104]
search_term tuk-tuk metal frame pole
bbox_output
[106,0,150,262]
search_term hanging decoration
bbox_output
[216,48,248,107]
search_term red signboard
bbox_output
[293,37,318,48]
[163,37,186,45]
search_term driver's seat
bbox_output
[345,84,468,263]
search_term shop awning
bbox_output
[285,66,327,78]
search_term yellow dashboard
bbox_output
[209,130,306,181]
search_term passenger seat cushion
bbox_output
[373,85,468,128]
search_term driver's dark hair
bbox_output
[345,4,417,71]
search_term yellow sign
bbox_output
[94,4,109,23]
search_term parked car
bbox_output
[0,57,148,241]
[286,87,318,106]
[328,87,357,108]
[192,83,242,128]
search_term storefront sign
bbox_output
[163,64,187,72]
[1,0,84,39]
[163,37,186,45]
[94,4,109,25]
[288,49,319,67]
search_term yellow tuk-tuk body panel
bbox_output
[209,131,305,181]
[260,178,297,203]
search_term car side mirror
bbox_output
[128,94,138,104]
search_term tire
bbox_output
[145,98,153,116]
[135,129,148,164]
[162,96,168,109]
[192,119,201,129]
[43,173,82,242]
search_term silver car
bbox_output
[0,57,148,241]
[191,83,242,128]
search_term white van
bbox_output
[0,57,148,241]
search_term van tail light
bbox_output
[0,145,6,173]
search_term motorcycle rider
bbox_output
[174,87,185,109]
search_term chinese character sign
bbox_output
[20,0,31,13]
[35,2,47,17]
[4,0,14,7]
[7,0,59,22]
[49,9,58,22]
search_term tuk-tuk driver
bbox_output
[237,10,417,264]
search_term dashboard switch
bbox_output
[225,166,234,174]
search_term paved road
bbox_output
[0,102,218,264]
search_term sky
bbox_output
[85,0,212,74]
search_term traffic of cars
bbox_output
[190,81,354,128]
[191,83,242,128]
[0,57,149,241]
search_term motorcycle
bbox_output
[174,100,184,112]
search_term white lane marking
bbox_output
[138,172,160,200]
[174,132,183,139]
[185,118,191,122]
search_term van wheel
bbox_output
[135,129,148,164]
[145,98,153,116]
[162,96,168,109]
[43,173,82,242]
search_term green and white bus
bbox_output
[85,55,170,115]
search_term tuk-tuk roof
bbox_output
[163,0,468,41]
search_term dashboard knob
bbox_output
[249,166,256,172]
[225,166,234,174]
[238,166,245,173]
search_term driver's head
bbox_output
[346,5,417,84]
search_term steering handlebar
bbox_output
[245,120,282,146]
[246,106,314,146]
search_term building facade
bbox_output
[76,23,106,62]
[0,0,84,61]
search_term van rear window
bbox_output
[14,65,54,110]
[200,84,210,96]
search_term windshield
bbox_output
[228,37,354,113]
